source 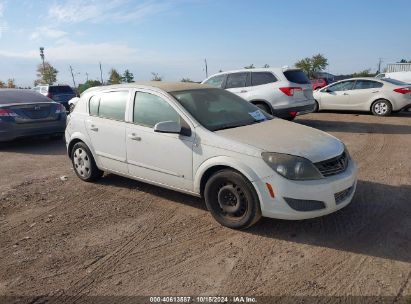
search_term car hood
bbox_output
[215,119,344,163]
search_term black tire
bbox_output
[371,99,392,116]
[284,116,296,121]
[204,169,262,229]
[71,142,103,182]
[313,100,320,112]
[255,103,271,114]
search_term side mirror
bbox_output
[154,121,181,134]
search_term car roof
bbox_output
[83,81,213,95]
[205,67,301,78]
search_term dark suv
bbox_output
[33,85,76,111]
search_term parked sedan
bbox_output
[0,89,66,142]
[313,78,411,116]
[66,82,357,229]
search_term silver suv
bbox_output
[202,68,315,120]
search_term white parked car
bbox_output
[66,82,357,229]
[202,68,315,120]
[376,71,411,84]
[313,78,411,116]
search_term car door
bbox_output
[319,80,355,110]
[85,90,130,174]
[126,89,194,192]
[349,80,384,110]
[224,72,250,100]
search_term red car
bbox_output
[311,78,329,90]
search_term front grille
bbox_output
[314,152,348,177]
[284,197,326,212]
[334,186,354,205]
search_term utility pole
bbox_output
[99,62,103,85]
[85,72,89,83]
[39,47,46,84]
[377,58,383,74]
[204,58,208,78]
[69,65,77,89]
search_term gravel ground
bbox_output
[0,112,410,303]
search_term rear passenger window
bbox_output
[134,92,180,127]
[89,95,100,116]
[251,72,277,86]
[225,73,248,89]
[353,80,383,90]
[204,74,226,88]
[94,91,128,121]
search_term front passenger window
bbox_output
[134,92,180,127]
[327,81,355,92]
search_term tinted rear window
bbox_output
[225,73,248,89]
[0,90,52,105]
[283,70,310,84]
[251,72,277,86]
[382,78,409,85]
[49,86,75,94]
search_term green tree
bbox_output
[151,72,162,81]
[352,69,375,78]
[263,64,270,68]
[122,69,134,83]
[35,62,58,85]
[244,64,255,69]
[0,80,5,88]
[398,59,411,63]
[108,68,122,84]
[7,79,16,88]
[78,80,102,94]
[295,54,328,78]
[181,78,194,82]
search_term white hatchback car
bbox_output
[314,77,411,116]
[66,82,358,229]
[202,68,315,120]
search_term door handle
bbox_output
[128,133,141,141]
[90,125,98,131]
[372,91,379,93]
[240,90,248,93]
[343,93,349,95]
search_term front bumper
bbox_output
[0,120,66,142]
[253,159,358,220]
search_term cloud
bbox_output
[0,39,141,64]
[48,0,171,24]
[30,26,68,41]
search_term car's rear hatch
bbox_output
[49,86,76,104]
[283,69,314,101]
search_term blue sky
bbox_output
[0,0,410,87]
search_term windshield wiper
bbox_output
[213,120,261,131]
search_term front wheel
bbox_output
[204,170,261,229]
[71,142,103,182]
[313,100,319,112]
[371,99,392,116]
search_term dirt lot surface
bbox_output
[1,112,411,302]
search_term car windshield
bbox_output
[170,88,273,131]
[382,78,410,85]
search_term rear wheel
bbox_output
[255,103,271,114]
[371,99,392,116]
[204,170,261,229]
[71,142,103,182]
[313,100,319,112]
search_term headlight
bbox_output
[262,152,323,180]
